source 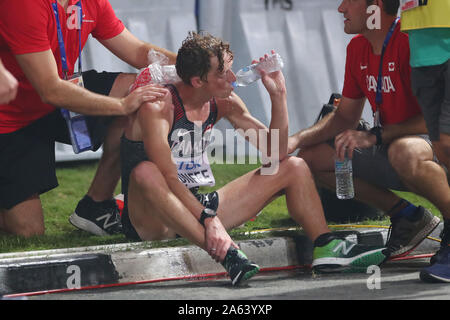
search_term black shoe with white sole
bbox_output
[69,195,123,236]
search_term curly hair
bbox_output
[176,31,233,85]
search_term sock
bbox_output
[390,201,418,221]
[314,232,337,247]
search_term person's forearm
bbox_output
[43,79,125,116]
[134,42,177,69]
[294,110,358,149]
[382,114,427,145]
[268,93,289,161]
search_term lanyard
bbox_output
[52,1,83,80]
[374,16,400,127]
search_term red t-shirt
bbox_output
[342,22,422,125]
[0,0,125,134]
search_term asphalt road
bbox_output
[28,259,449,302]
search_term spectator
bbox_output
[0,0,175,237]
[288,0,443,260]
[401,0,450,283]
[120,31,388,286]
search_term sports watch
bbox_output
[199,208,217,226]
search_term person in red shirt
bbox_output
[0,0,175,237]
[0,59,18,105]
[289,0,447,261]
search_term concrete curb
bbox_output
[0,223,443,296]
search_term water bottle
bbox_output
[232,53,284,87]
[61,109,93,154]
[335,155,355,200]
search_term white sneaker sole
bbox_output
[69,212,109,236]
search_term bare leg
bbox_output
[128,157,329,245]
[0,194,45,237]
[86,73,137,202]
[388,136,450,219]
[216,157,330,242]
[127,162,207,248]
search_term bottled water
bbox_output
[148,64,180,84]
[335,155,354,200]
[232,53,284,87]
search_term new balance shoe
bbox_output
[430,220,450,265]
[221,247,260,286]
[69,195,123,236]
[385,206,440,259]
[420,245,450,283]
[312,238,387,273]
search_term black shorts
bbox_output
[411,59,450,141]
[0,70,121,210]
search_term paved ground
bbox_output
[28,260,449,301]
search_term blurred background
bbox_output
[56,0,374,162]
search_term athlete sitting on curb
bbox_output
[120,32,387,286]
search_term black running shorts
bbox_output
[0,70,120,210]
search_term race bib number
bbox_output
[173,153,215,189]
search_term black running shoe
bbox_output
[221,247,260,286]
[385,206,440,259]
[69,195,123,236]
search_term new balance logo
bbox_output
[333,241,356,255]
[96,213,119,230]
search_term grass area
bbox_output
[0,160,442,254]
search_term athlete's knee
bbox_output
[282,156,313,179]
[131,161,164,188]
[297,148,315,168]
[3,212,45,237]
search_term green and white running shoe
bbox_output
[222,247,260,286]
[312,239,387,273]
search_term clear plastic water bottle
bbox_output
[148,64,181,84]
[232,53,284,87]
[335,155,354,200]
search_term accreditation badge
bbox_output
[66,73,85,118]
[68,73,84,88]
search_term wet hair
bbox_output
[176,31,233,85]
[366,0,400,16]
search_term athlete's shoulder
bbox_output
[138,96,174,120]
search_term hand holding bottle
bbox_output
[232,50,285,88]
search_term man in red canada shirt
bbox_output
[0,0,175,237]
[289,0,447,260]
